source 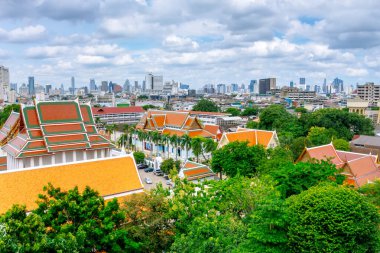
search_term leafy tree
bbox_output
[0,205,48,252]
[211,141,266,178]
[358,180,380,208]
[0,104,20,126]
[225,107,241,116]
[191,137,203,162]
[202,138,217,160]
[181,134,192,160]
[332,138,350,151]
[258,105,294,130]
[160,158,180,174]
[123,187,174,252]
[137,95,148,100]
[267,161,342,198]
[288,136,310,161]
[307,126,333,146]
[287,184,380,252]
[246,120,260,129]
[34,184,139,252]
[133,151,145,164]
[192,99,219,112]
[258,147,294,175]
[170,212,247,253]
[294,107,307,113]
[239,185,289,253]
[142,104,158,111]
[241,107,259,116]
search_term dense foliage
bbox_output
[0,104,20,126]
[160,158,181,174]
[133,151,145,164]
[192,99,219,112]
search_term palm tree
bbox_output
[191,137,203,162]
[137,130,147,151]
[181,134,192,161]
[202,138,217,160]
[105,124,117,144]
[170,134,179,160]
[162,133,171,158]
[151,131,162,157]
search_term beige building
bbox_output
[347,98,369,116]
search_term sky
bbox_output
[0,0,379,89]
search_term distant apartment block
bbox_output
[92,106,145,126]
[357,82,380,104]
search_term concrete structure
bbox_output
[28,76,35,96]
[357,82,380,104]
[351,135,380,156]
[0,66,9,100]
[347,98,369,116]
[92,106,145,126]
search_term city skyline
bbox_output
[0,1,379,87]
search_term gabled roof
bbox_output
[138,110,218,139]
[0,111,20,145]
[180,160,215,181]
[219,128,277,148]
[203,124,222,140]
[0,155,143,213]
[297,143,380,187]
[2,101,113,158]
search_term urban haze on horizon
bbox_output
[0,0,379,88]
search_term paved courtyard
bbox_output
[138,169,171,190]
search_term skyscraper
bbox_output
[28,76,35,95]
[290,81,294,88]
[45,84,52,95]
[259,78,276,95]
[123,79,130,92]
[101,81,108,92]
[249,80,256,93]
[0,66,9,100]
[217,83,226,94]
[145,73,163,91]
[71,76,75,95]
[90,79,96,91]
[332,78,344,93]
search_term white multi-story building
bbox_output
[0,66,10,100]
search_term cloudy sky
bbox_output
[0,0,379,89]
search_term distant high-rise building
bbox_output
[124,79,130,93]
[290,81,294,88]
[145,73,163,91]
[180,83,190,89]
[306,85,311,91]
[217,83,226,94]
[249,80,256,93]
[10,83,17,91]
[60,83,64,95]
[90,79,96,91]
[108,81,114,93]
[357,82,380,104]
[45,84,52,94]
[142,80,146,91]
[19,83,28,96]
[101,81,108,92]
[300,78,306,85]
[0,66,10,98]
[259,78,276,95]
[332,78,344,93]
[28,76,35,95]
[71,76,75,95]
[322,78,327,93]
[231,83,239,92]
[134,81,139,91]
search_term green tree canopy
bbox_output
[211,141,266,177]
[142,104,158,110]
[192,99,219,112]
[241,107,259,116]
[133,151,145,164]
[307,126,334,146]
[0,104,20,126]
[225,107,241,116]
[287,184,380,252]
[267,161,341,198]
[160,158,180,174]
[332,138,350,151]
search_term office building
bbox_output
[231,83,239,92]
[180,83,189,90]
[145,73,163,92]
[0,66,10,98]
[259,78,276,95]
[142,80,146,91]
[108,81,114,93]
[123,79,130,93]
[19,83,28,96]
[90,79,96,91]
[357,82,380,104]
[217,83,226,94]
[45,84,52,95]
[332,78,344,93]
[101,81,108,92]
[28,76,35,95]
[249,80,256,93]
[300,78,306,85]
[10,83,17,92]
[290,81,294,88]
[71,76,75,95]
[134,81,139,91]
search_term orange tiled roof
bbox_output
[138,110,218,139]
[222,128,275,148]
[0,112,20,145]
[0,155,143,213]
[301,144,345,168]
[2,101,113,158]
[336,150,377,163]
[181,161,215,181]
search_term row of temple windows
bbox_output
[22,149,108,168]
